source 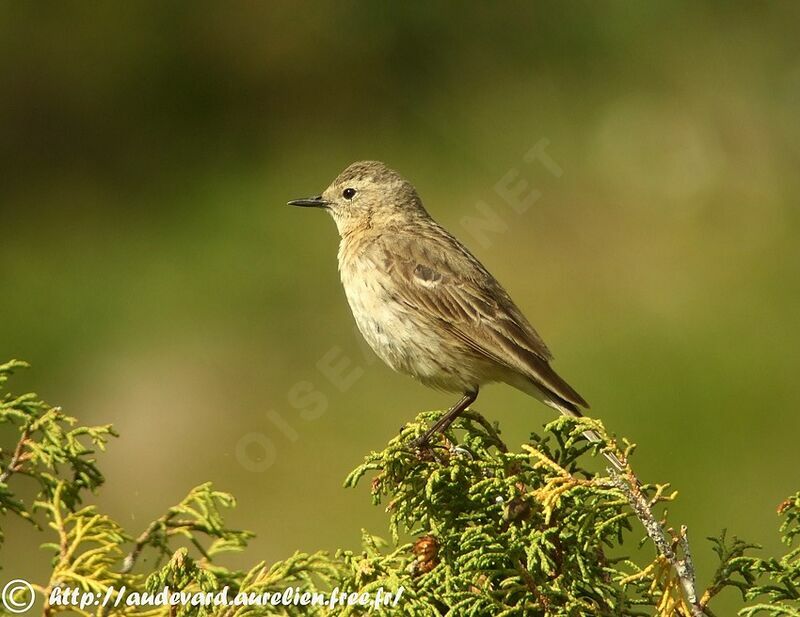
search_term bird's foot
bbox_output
[410,434,429,449]
[409,434,440,461]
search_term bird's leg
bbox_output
[414,390,478,448]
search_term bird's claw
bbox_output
[410,434,440,461]
[411,435,429,449]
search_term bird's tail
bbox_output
[506,372,625,472]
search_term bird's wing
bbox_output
[377,230,588,408]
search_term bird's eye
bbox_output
[342,188,357,200]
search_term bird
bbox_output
[288,161,620,468]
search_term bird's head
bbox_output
[288,160,427,236]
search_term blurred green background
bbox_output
[2,2,799,612]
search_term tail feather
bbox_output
[514,347,590,409]
[507,373,624,472]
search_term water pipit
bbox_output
[289,161,619,467]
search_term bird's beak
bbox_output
[287,195,330,208]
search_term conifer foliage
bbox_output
[1,360,797,615]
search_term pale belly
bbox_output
[342,269,422,373]
[339,263,493,393]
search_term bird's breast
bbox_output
[336,238,485,392]
[338,248,408,367]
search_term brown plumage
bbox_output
[289,160,607,458]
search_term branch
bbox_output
[0,425,31,484]
[610,468,704,617]
[120,513,211,573]
[120,515,168,574]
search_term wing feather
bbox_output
[380,231,588,408]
